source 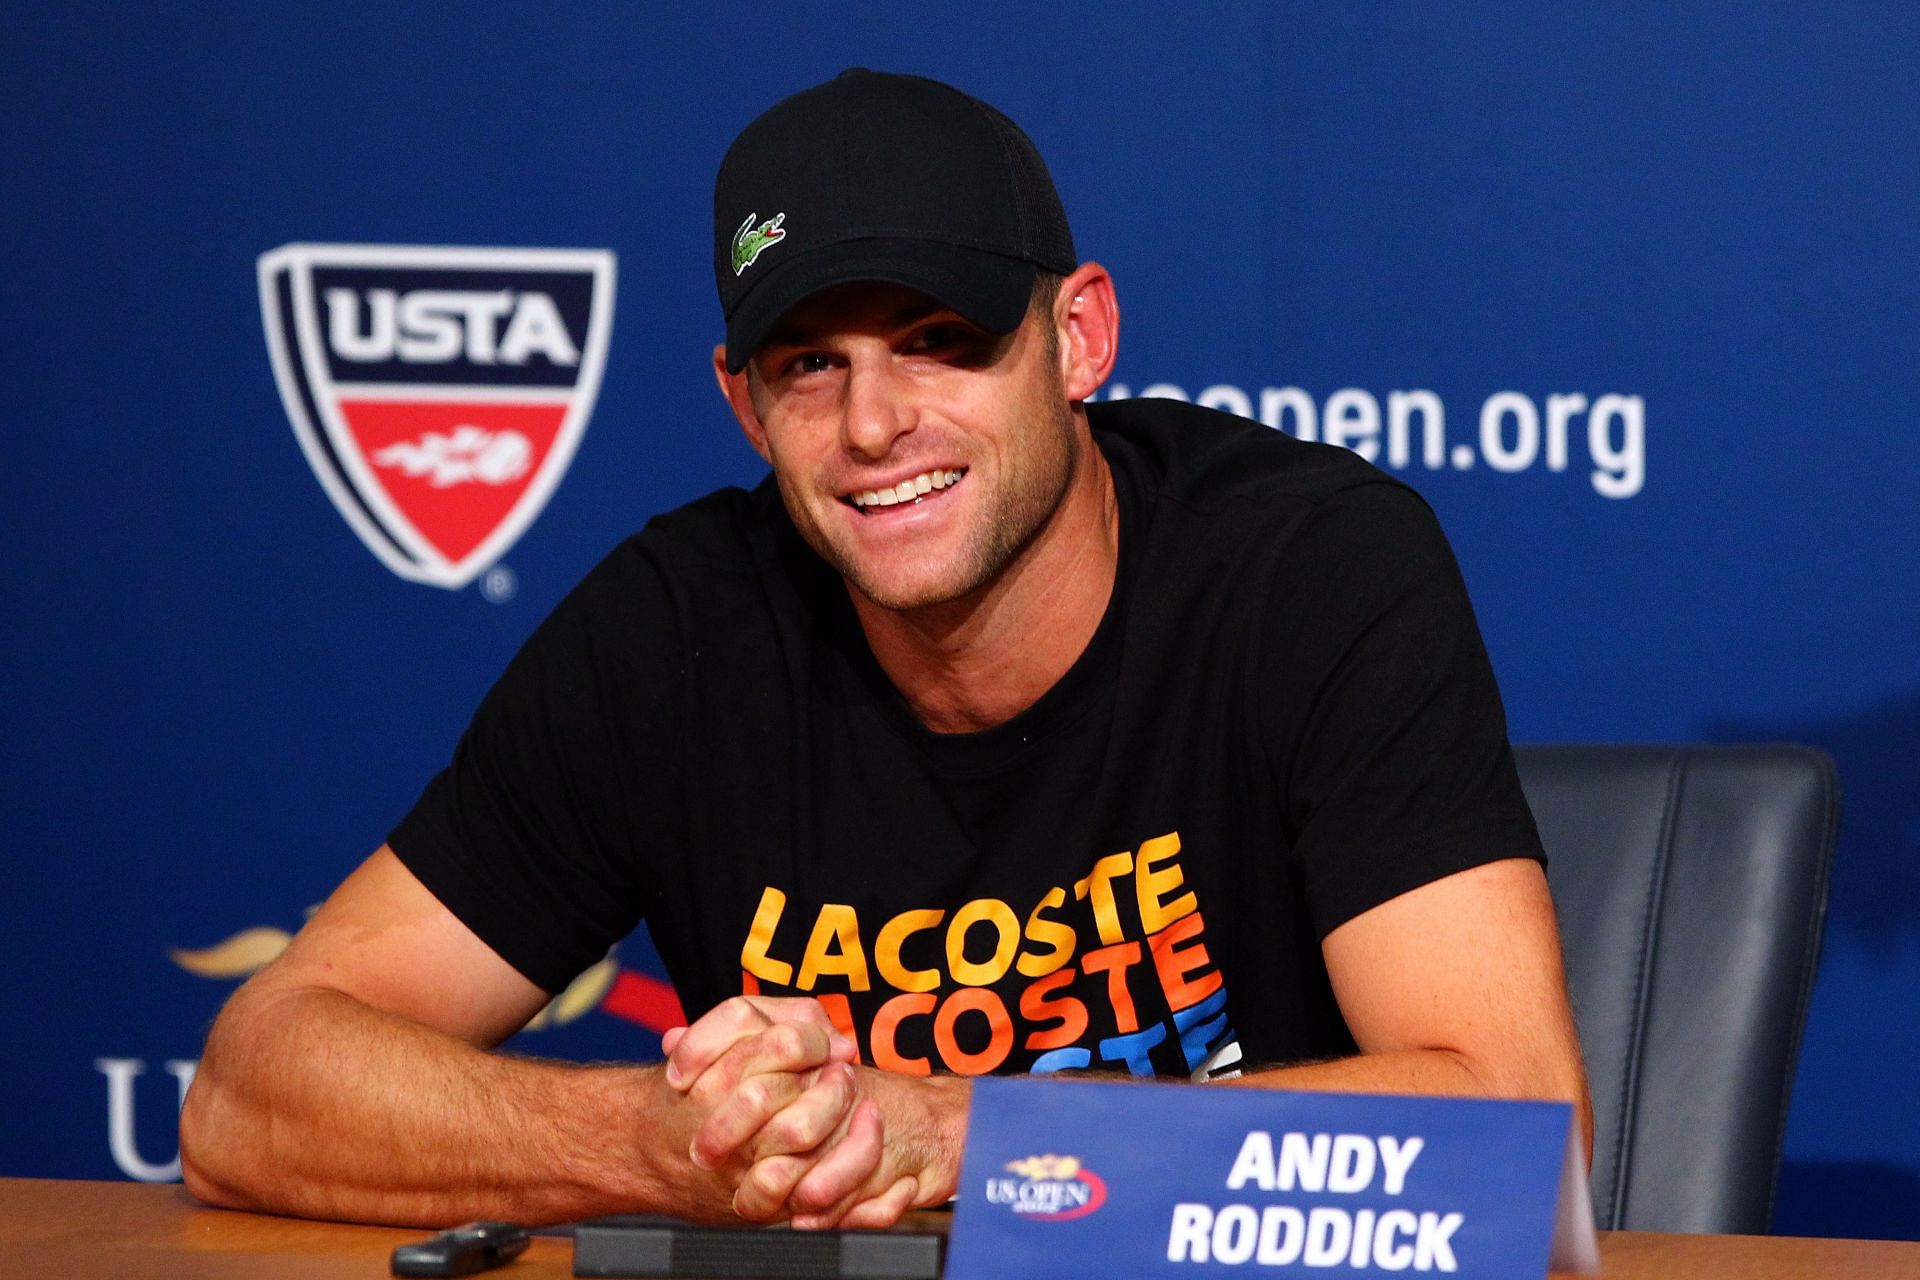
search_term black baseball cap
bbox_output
[714,68,1078,373]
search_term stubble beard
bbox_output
[786,375,1080,615]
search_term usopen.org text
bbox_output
[1101,382,1645,499]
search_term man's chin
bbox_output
[831,546,996,615]
[844,569,978,615]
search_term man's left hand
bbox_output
[662,1000,970,1227]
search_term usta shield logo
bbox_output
[259,243,617,589]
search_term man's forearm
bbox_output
[1230,1048,1496,1096]
[1227,1048,1595,1165]
[180,982,716,1227]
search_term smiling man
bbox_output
[181,69,1589,1232]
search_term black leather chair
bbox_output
[1514,744,1838,1235]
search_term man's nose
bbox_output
[840,358,914,461]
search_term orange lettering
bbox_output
[813,992,858,1051]
[1017,886,1077,978]
[796,903,870,992]
[1135,832,1197,932]
[946,898,1019,987]
[1019,968,1089,1050]
[875,908,944,993]
[869,992,936,1075]
[1072,851,1134,945]
[1080,941,1145,1033]
[1149,910,1223,1009]
[739,887,795,986]
[933,988,1014,1075]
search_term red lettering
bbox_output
[869,992,936,1075]
[1081,941,1145,1033]
[813,992,858,1055]
[1148,910,1223,1009]
[1019,968,1089,1050]
[933,988,1014,1075]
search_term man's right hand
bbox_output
[658,997,865,1217]
[660,997,938,1228]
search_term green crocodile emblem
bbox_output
[731,211,787,276]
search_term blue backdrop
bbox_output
[4,1,1915,1239]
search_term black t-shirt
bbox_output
[391,398,1541,1080]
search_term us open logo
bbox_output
[258,243,616,589]
[984,1154,1108,1221]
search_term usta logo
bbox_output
[323,287,580,367]
[259,243,617,590]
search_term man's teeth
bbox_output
[853,470,963,508]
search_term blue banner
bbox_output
[951,1079,1580,1278]
[2,1,1915,1238]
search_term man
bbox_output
[181,69,1589,1230]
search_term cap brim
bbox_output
[724,238,1036,373]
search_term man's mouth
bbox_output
[845,468,965,513]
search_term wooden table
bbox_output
[2,1178,1915,1278]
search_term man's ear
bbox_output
[1053,263,1120,403]
[712,344,772,463]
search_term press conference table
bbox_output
[3,1178,1916,1279]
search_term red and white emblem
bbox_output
[259,243,616,589]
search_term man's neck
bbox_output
[849,433,1121,735]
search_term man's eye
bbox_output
[909,324,969,352]
[785,352,833,376]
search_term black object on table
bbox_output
[573,1214,945,1279]
[391,1221,532,1276]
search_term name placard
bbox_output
[947,1078,1597,1279]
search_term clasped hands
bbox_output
[658,996,966,1228]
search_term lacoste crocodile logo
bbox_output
[731,212,787,276]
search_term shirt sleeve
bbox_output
[387,537,683,994]
[1259,481,1543,939]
